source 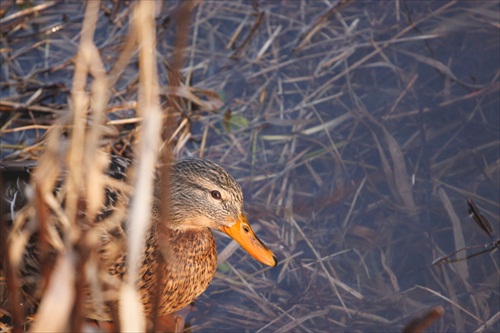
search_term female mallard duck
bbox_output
[15,156,277,321]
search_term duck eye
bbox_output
[211,190,222,200]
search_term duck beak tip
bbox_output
[222,215,277,267]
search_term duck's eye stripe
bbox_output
[211,190,222,200]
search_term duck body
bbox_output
[14,156,276,321]
[152,227,217,315]
[90,225,217,320]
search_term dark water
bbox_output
[1,1,499,332]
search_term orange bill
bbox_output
[220,214,277,267]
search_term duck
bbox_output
[12,156,277,322]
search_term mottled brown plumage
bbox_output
[15,156,277,321]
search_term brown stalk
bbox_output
[119,1,163,330]
[0,188,23,332]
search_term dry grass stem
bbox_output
[118,1,162,330]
